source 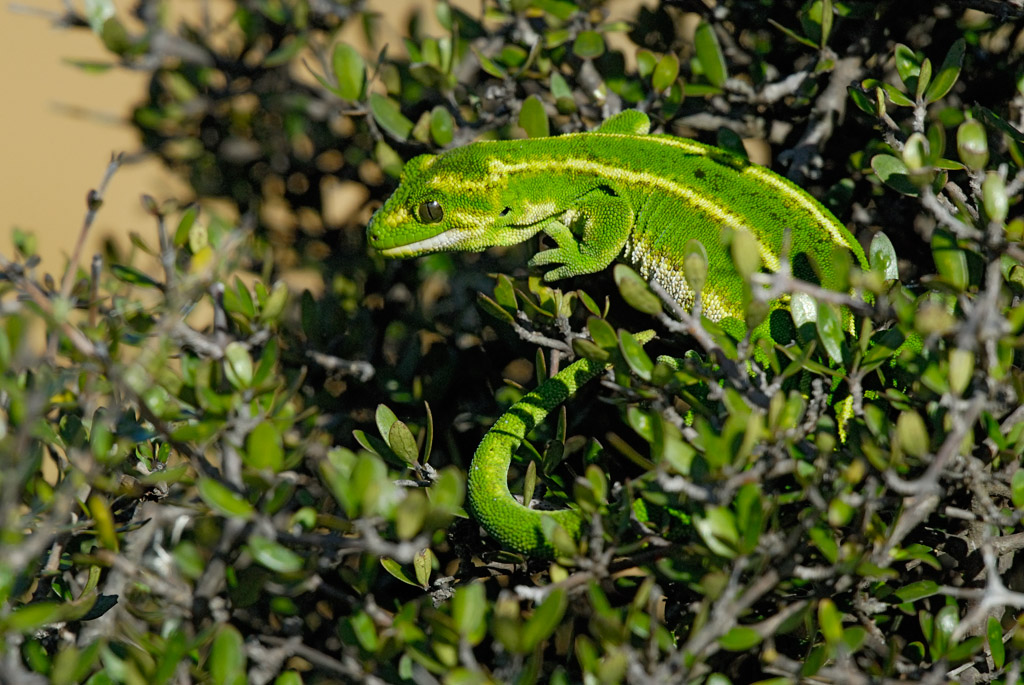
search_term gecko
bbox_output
[367,109,866,557]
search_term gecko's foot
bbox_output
[530,246,604,281]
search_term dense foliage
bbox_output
[3,0,1024,682]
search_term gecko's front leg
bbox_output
[528,191,634,281]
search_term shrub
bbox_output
[3,1,1024,682]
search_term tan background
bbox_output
[0,2,189,275]
[0,1,647,278]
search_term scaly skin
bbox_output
[466,358,603,557]
[367,110,866,557]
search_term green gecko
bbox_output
[367,109,866,557]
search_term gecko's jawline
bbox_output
[378,228,466,257]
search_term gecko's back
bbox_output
[368,112,865,339]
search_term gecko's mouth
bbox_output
[378,227,478,257]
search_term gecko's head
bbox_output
[366,144,540,258]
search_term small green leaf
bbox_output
[614,264,662,315]
[957,119,989,171]
[1011,469,1024,508]
[452,583,487,644]
[897,410,929,457]
[988,616,1005,669]
[264,35,307,67]
[374,140,404,178]
[902,132,929,171]
[818,0,833,48]
[948,348,974,396]
[99,16,131,54]
[369,93,414,141]
[982,171,1008,224]
[818,598,843,646]
[349,611,379,652]
[893,43,921,89]
[380,558,422,587]
[573,338,610,362]
[882,82,914,107]
[730,227,761,280]
[248,535,304,574]
[395,490,428,540]
[522,460,538,507]
[916,57,932,100]
[550,71,572,99]
[375,405,399,443]
[627,406,656,443]
[493,274,518,310]
[332,43,365,100]
[583,464,607,504]
[64,59,115,74]
[978,106,1024,143]
[931,229,969,291]
[636,49,657,79]
[173,204,199,247]
[718,626,761,651]
[111,264,162,288]
[619,330,653,381]
[577,289,602,316]
[767,18,818,49]
[683,239,708,297]
[695,507,739,558]
[223,341,253,389]
[587,316,618,350]
[734,484,764,554]
[871,154,919,196]
[413,548,432,588]
[694,22,727,87]
[801,644,827,678]
[472,46,507,78]
[848,84,876,115]
[429,106,454,146]
[926,123,947,165]
[209,626,247,685]
[521,588,567,651]
[422,402,434,464]
[198,478,254,520]
[933,605,959,658]
[4,602,63,632]
[274,672,302,685]
[869,232,899,280]
[573,31,605,59]
[925,39,965,103]
[716,128,747,159]
[519,95,549,138]
[651,54,680,92]
[893,580,940,603]
[477,293,516,324]
[89,495,118,552]
[245,422,284,472]
[790,292,817,328]
[387,420,419,466]
[816,302,844,364]
[809,526,839,563]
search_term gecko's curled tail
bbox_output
[466,357,605,558]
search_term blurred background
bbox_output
[0,0,440,272]
[1,1,185,270]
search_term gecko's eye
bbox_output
[417,200,444,224]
